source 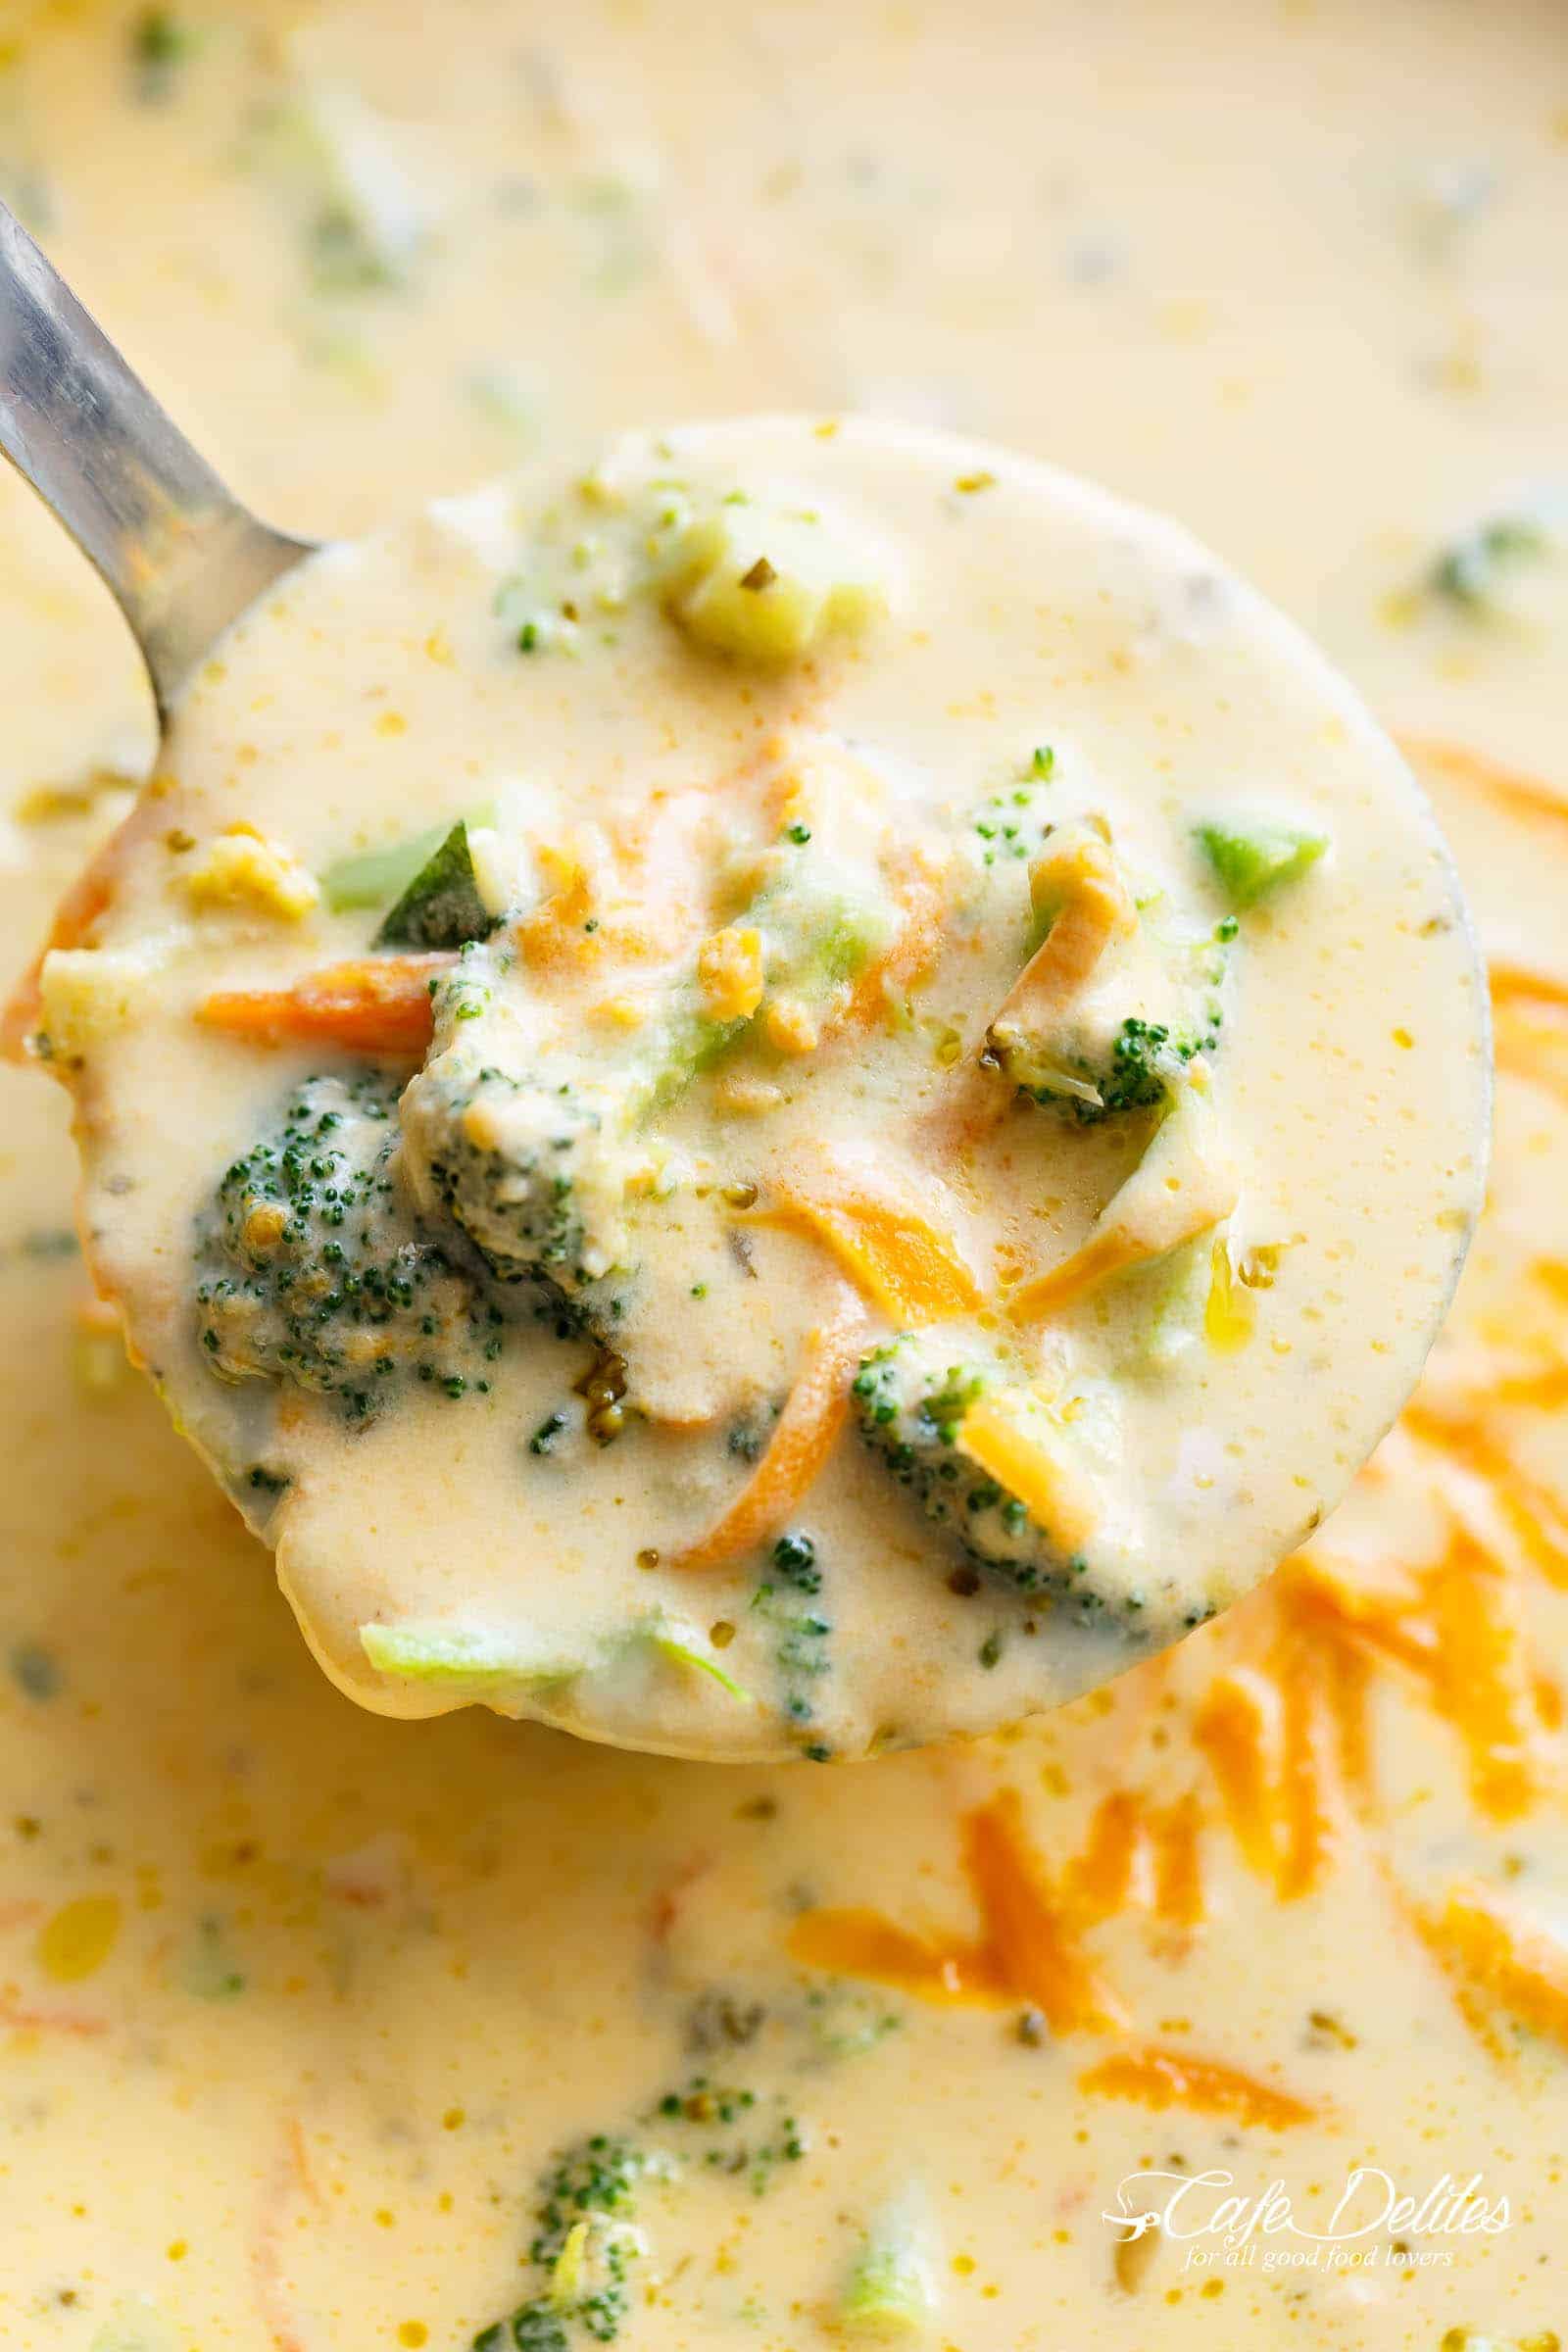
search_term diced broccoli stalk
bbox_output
[1118,1228,1215,1377]
[852,1333,1164,1630]
[323,821,452,912]
[840,2192,941,2340]
[360,1619,590,1694]
[661,495,889,665]
[1426,508,1558,613]
[255,84,431,293]
[89,2301,179,2352]
[362,1612,753,1709]
[1196,817,1328,910]
[192,1069,507,1423]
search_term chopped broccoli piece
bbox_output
[360,1621,589,1692]
[362,1613,751,1710]
[1428,514,1550,612]
[373,820,496,950]
[989,992,1224,1126]
[322,805,495,912]
[192,1069,508,1424]
[403,1051,634,1294]
[841,2191,941,2340]
[853,1334,1166,1631]
[471,2071,808,2348]
[1195,819,1328,910]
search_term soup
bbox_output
[1,1,1565,2345]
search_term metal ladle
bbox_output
[0,199,311,721]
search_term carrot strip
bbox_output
[1006,1080,1235,1324]
[962,1789,1129,2035]
[842,850,950,1031]
[1427,1884,1568,2051]
[788,1909,998,2003]
[1427,1537,1542,1823]
[1274,1624,1338,1900]
[197,955,452,1055]
[1066,1791,1144,1924]
[987,824,1135,1041]
[1079,2044,1315,2129]
[759,1155,982,1325]
[0,1996,108,2037]
[1191,1668,1281,1887]
[1148,1792,1205,1931]
[671,1290,869,1570]
[1396,732,1568,838]
[1490,961,1568,1012]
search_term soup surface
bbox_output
[2,0,1567,2345]
[35,415,1485,1757]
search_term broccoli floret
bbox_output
[401,1050,634,1296]
[852,1334,1172,1632]
[401,845,896,1308]
[980,818,1229,1124]
[193,1069,507,1423]
[987,997,1222,1124]
[471,2074,808,2349]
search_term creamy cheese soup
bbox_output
[19,416,1486,1759]
[1,0,1567,2345]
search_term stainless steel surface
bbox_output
[0,200,313,719]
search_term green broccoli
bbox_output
[852,1334,1188,1633]
[981,821,1229,1124]
[840,2189,941,2340]
[193,1069,507,1423]
[1195,817,1328,910]
[470,2072,807,2349]
[400,848,894,1306]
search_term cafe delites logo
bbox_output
[1102,2165,1513,2276]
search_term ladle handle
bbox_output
[0,200,310,717]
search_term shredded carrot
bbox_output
[758,1159,982,1325]
[954,1387,1101,1556]
[1490,961,1568,1012]
[0,1995,108,2037]
[1066,1791,1144,1924]
[670,1290,869,1570]
[1006,1081,1235,1324]
[790,1790,1128,2032]
[1148,1792,1204,1932]
[1426,1536,1542,1822]
[987,826,1134,1040]
[1396,732,1568,838]
[1295,1524,1544,1826]
[253,2117,316,2352]
[197,954,452,1055]
[1274,1621,1339,1900]
[962,1789,1129,2035]
[1431,1884,1568,2050]
[1191,1669,1282,1886]
[1079,2044,1315,2129]
[788,1909,996,2003]
[842,850,950,1030]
